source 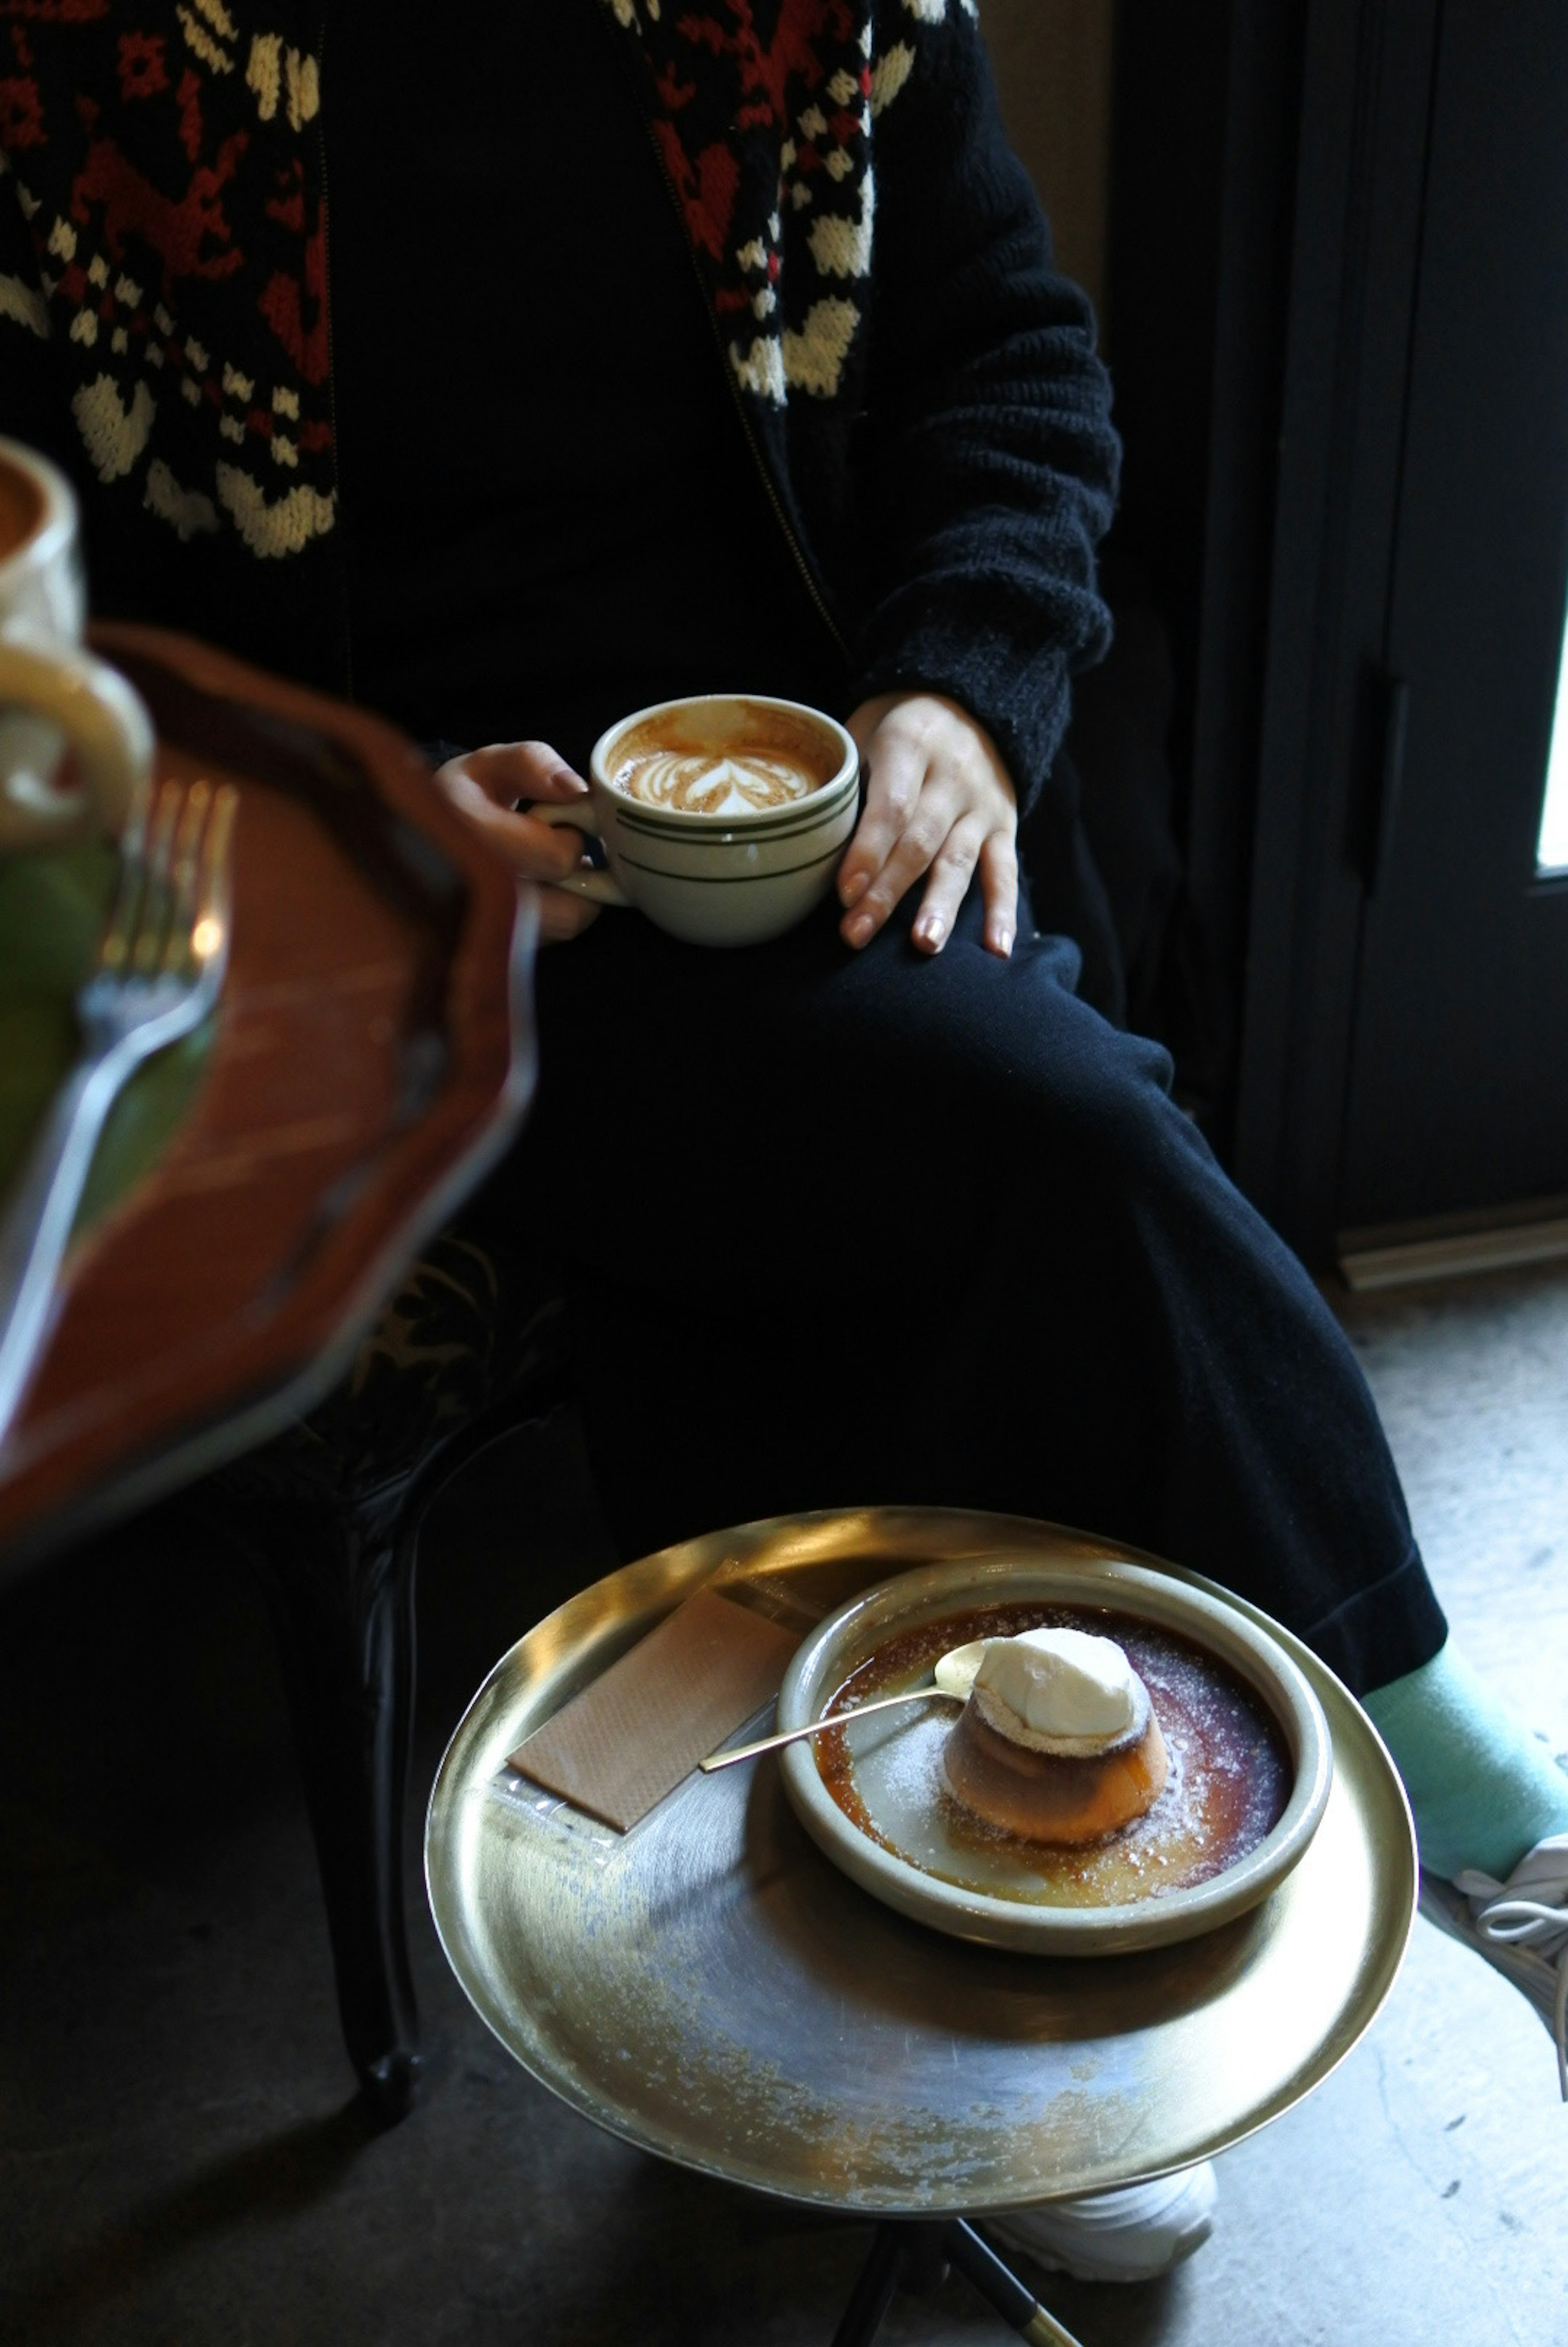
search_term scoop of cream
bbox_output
[935,1626,1139,1741]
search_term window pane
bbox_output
[1539,607,1568,870]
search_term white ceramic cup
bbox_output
[0,436,153,852]
[529,692,860,947]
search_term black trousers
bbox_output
[512,878,1446,1698]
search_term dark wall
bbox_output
[1100,2,1306,1131]
[985,0,1114,324]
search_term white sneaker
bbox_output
[1420,1830,1568,2100]
[985,2161,1218,2285]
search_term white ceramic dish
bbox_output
[777,1555,1333,1954]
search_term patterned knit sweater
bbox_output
[0,0,1120,821]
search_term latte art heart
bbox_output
[613,749,820,816]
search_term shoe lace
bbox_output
[1467,1886,1568,2101]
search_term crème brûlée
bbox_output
[939,1625,1168,1844]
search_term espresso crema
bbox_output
[0,458,44,564]
[613,747,822,816]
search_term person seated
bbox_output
[1,0,1562,2284]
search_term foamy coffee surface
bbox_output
[615,748,821,815]
[609,705,840,817]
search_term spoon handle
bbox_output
[699,1682,959,1774]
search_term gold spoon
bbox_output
[699,1681,964,1773]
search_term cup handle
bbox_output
[524,795,629,906]
[0,635,154,847]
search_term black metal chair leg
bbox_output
[192,1341,576,2123]
[829,2224,906,2347]
[827,2218,1086,2347]
[940,2220,1086,2347]
[254,1487,424,2125]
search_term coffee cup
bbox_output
[528,692,859,947]
[0,437,153,853]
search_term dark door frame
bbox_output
[1222,0,1442,1267]
[1105,0,1442,1269]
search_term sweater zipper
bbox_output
[315,12,354,697]
[640,127,851,666]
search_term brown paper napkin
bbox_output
[509,1584,801,1832]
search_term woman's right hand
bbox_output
[433,740,601,942]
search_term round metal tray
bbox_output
[425,1508,1417,2213]
[777,1556,1332,1955]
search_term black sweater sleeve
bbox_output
[850,4,1120,818]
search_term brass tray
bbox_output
[425,1508,1417,2213]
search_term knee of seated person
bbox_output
[1024,1000,1184,1165]
[877,953,1181,1172]
[909,1019,1189,1234]
[1060,1085,1195,1235]
[927,928,1177,1113]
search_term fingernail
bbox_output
[845,911,873,946]
[916,915,946,951]
[995,929,1014,958]
[840,869,870,908]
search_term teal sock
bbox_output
[1364,1642,1568,1883]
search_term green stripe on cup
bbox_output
[613,842,846,884]
[610,774,858,845]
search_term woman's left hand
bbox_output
[837,692,1019,957]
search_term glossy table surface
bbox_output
[0,624,535,1570]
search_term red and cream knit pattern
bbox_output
[0,0,956,562]
[1,0,336,558]
[601,0,958,411]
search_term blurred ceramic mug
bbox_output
[0,436,153,853]
[529,692,860,947]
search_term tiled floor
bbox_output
[2,1264,1565,2346]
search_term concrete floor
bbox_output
[2,1263,1566,2346]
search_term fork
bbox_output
[0,774,239,1446]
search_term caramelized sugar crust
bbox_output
[817,1602,1292,1907]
